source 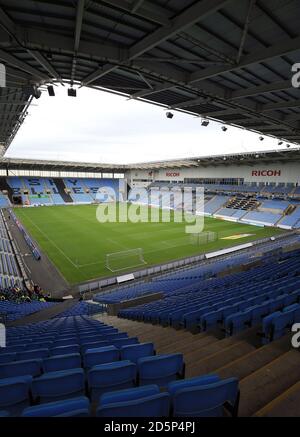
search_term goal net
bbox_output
[105,248,147,272]
[190,231,218,246]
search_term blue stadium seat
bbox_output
[0,359,43,379]
[81,341,109,354]
[18,348,49,361]
[170,377,240,417]
[262,311,281,344]
[53,339,78,348]
[97,392,170,417]
[112,337,139,348]
[32,368,85,403]
[0,375,32,416]
[225,309,252,335]
[88,360,137,401]
[120,343,155,364]
[251,302,270,324]
[138,354,185,387]
[22,396,90,417]
[43,353,81,373]
[100,384,159,405]
[167,374,220,397]
[83,346,119,369]
[0,352,17,364]
[51,345,80,356]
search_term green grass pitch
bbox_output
[14,204,285,285]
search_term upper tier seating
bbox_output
[241,211,282,226]
[279,206,300,228]
[203,195,226,215]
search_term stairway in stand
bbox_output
[54,178,73,203]
[97,314,300,417]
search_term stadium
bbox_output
[0,0,300,422]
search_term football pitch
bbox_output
[14,204,285,285]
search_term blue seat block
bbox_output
[22,396,90,417]
[138,354,185,387]
[81,341,109,354]
[0,359,43,379]
[32,368,85,403]
[100,385,160,405]
[88,360,137,401]
[18,348,49,361]
[51,345,80,356]
[120,343,155,364]
[172,377,239,417]
[167,374,220,396]
[96,392,170,417]
[112,337,139,348]
[0,352,17,364]
[84,346,119,369]
[0,375,32,416]
[43,353,81,373]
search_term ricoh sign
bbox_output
[165,172,180,177]
[251,169,281,177]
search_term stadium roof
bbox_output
[0,0,300,155]
[3,147,300,171]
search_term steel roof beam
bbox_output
[100,0,171,26]
[231,79,293,99]
[83,0,231,86]
[131,0,145,13]
[0,49,48,80]
[129,0,232,60]
[189,34,300,83]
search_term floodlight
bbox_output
[47,85,55,97]
[166,111,174,119]
[68,88,77,97]
[201,119,209,127]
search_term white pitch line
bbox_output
[19,212,79,269]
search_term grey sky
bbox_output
[5,86,296,164]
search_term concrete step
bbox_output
[239,349,300,416]
[157,334,217,355]
[186,341,255,378]
[216,335,291,381]
[254,380,300,417]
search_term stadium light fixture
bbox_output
[166,111,174,119]
[23,85,41,99]
[68,88,77,97]
[201,119,209,127]
[47,85,55,97]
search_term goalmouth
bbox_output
[105,248,147,272]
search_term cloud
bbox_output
[5,86,295,164]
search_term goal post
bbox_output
[105,248,147,272]
[190,231,218,246]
